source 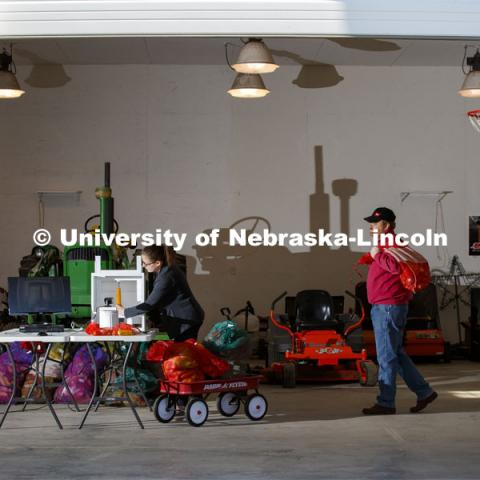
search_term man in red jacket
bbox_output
[362,207,438,415]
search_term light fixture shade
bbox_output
[459,70,480,97]
[228,73,270,98]
[0,70,25,98]
[232,39,279,74]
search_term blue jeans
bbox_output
[371,304,433,408]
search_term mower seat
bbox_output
[294,290,338,331]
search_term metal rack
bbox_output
[37,190,82,227]
[400,191,453,203]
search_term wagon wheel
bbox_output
[186,398,209,427]
[217,392,241,417]
[245,394,268,421]
[153,395,176,423]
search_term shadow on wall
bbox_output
[270,39,400,89]
[270,49,344,89]
[186,146,365,332]
[14,48,71,88]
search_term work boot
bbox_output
[362,404,396,415]
[410,391,438,413]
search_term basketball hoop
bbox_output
[467,109,480,133]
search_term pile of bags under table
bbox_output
[0,318,251,404]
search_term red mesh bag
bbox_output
[163,340,198,360]
[111,323,139,336]
[165,355,200,371]
[398,259,431,293]
[384,246,431,293]
[194,342,230,378]
[85,322,103,335]
[163,356,205,383]
[85,322,139,336]
[356,245,431,293]
[147,339,230,381]
[146,341,173,361]
[169,368,205,383]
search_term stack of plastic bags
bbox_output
[21,356,62,401]
[0,343,33,403]
[54,344,108,404]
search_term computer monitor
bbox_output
[8,277,72,315]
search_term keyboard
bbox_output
[19,324,65,333]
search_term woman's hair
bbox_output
[142,245,176,267]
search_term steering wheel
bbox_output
[84,214,119,234]
[229,216,271,233]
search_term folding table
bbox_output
[0,329,74,429]
[69,331,154,429]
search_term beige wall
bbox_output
[0,64,478,342]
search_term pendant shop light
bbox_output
[225,39,275,98]
[459,46,480,98]
[232,38,279,74]
[0,46,25,99]
[228,73,270,98]
[0,47,25,99]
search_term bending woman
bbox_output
[116,245,204,341]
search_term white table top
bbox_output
[69,330,155,343]
[0,328,73,343]
[0,328,156,343]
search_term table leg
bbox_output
[0,344,16,428]
[21,342,39,412]
[60,343,79,412]
[122,342,144,429]
[94,342,113,412]
[131,344,152,412]
[41,343,63,430]
[78,343,98,429]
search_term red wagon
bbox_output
[153,375,267,427]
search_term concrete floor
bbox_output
[0,360,479,480]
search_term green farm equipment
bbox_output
[64,162,129,319]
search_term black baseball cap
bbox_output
[364,207,396,223]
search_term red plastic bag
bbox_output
[356,245,430,293]
[163,366,205,383]
[398,259,431,293]
[163,340,198,360]
[165,355,200,371]
[385,246,431,293]
[163,356,205,383]
[146,341,173,361]
[112,323,139,336]
[174,369,205,383]
[85,322,103,335]
[194,342,230,378]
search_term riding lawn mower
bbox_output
[265,289,378,388]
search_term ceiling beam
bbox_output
[2,1,480,39]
